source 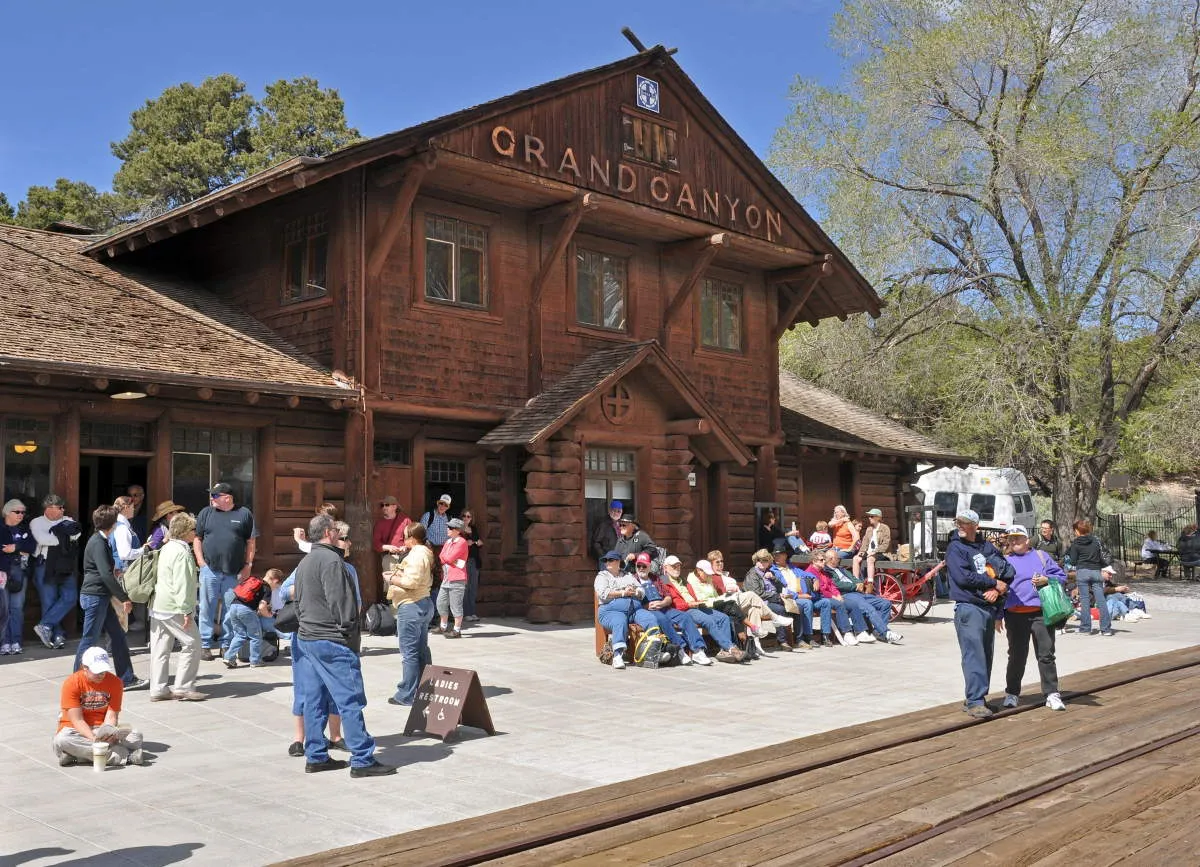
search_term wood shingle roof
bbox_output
[0,225,349,398]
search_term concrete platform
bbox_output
[2,595,1197,866]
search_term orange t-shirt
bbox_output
[58,670,123,732]
[832,521,856,551]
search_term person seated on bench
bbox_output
[770,544,815,650]
[698,552,779,660]
[803,558,856,646]
[742,549,798,653]
[594,550,658,670]
[820,549,904,645]
[852,508,892,585]
[1140,531,1172,578]
[1177,524,1200,579]
[661,556,745,663]
[634,553,712,666]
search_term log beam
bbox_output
[663,232,729,257]
[661,234,728,335]
[372,148,438,188]
[530,192,599,226]
[530,192,597,305]
[366,152,437,280]
[664,418,711,435]
[772,256,831,342]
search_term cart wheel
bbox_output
[876,572,906,622]
[903,580,935,620]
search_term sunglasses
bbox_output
[11,509,26,514]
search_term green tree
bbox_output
[111,73,256,211]
[0,192,14,224]
[773,0,1200,529]
[13,178,132,232]
[247,77,360,171]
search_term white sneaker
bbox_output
[1002,693,1019,708]
[34,624,54,649]
[1046,693,1066,711]
[1139,610,1151,618]
[612,655,626,670]
[842,631,859,646]
[885,630,904,645]
[753,635,774,657]
[127,748,144,766]
[680,652,694,665]
[855,631,876,644]
[772,614,794,630]
[692,650,713,666]
[0,644,9,655]
[9,644,20,655]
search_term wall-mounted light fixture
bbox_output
[12,440,37,455]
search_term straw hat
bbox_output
[151,500,186,522]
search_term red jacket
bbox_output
[373,515,411,554]
[806,563,840,598]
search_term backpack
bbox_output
[46,520,81,580]
[633,626,666,668]
[121,548,161,604]
[234,576,265,605]
[363,602,396,636]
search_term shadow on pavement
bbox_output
[1,843,203,867]
[0,847,74,867]
[483,685,513,698]
[191,680,290,699]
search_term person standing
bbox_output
[31,495,81,650]
[998,526,1067,712]
[373,496,411,575]
[946,508,1010,718]
[1064,519,1114,636]
[829,505,860,556]
[386,522,435,707]
[148,513,205,702]
[590,500,623,563]
[193,482,257,661]
[460,507,483,623]
[74,505,147,690]
[126,484,149,543]
[1033,520,1063,560]
[434,518,469,638]
[111,496,147,646]
[421,494,452,548]
[0,499,36,655]
[293,513,394,777]
[145,500,186,551]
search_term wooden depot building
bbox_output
[0,45,964,623]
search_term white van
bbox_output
[912,465,1038,543]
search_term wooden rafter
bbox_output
[772,256,832,342]
[366,151,438,280]
[530,192,598,305]
[662,233,729,333]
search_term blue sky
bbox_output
[0,0,845,204]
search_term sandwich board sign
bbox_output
[404,665,496,742]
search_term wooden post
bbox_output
[772,256,832,342]
[53,405,80,516]
[345,407,374,606]
[149,411,172,512]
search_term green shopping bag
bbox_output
[1038,579,1073,627]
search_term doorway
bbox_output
[79,456,148,532]
[423,457,467,520]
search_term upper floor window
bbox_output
[700,277,742,352]
[576,248,627,331]
[283,212,328,304]
[425,215,487,308]
[621,111,679,172]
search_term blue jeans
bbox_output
[3,560,28,645]
[1106,593,1130,619]
[1076,570,1111,632]
[198,567,237,649]
[845,592,892,636]
[597,597,657,650]
[814,597,851,634]
[954,602,996,707]
[464,560,479,618]
[394,597,434,704]
[74,594,135,685]
[787,597,814,640]
[225,604,264,664]
[35,561,77,642]
[687,607,735,650]
[290,635,334,718]
[294,638,376,767]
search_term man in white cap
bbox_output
[53,646,144,767]
[946,508,1012,719]
[421,494,453,547]
[852,508,892,585]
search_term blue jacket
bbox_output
[946,531,1012,608]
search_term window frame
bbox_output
[620,108,680,173]
[584,446,638,553]
[412,198,500,318]
[422,214,489,309]
[572,244,630,333]
[281,212,330,305]
[698,275,745,354]
[969,493,997,522]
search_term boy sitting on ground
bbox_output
[53,647,144,767]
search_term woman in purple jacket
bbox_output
[998,525,1068,711]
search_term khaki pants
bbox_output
[149,613,201,696]
[53,726,144,765]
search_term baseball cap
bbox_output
[609,499,623,511]
[209,482,233,497]
[956,508,980,524]
[381,496,399,506]
[438,494,452,505]
[695,559,714,574]
[602,550,621,562]
[1005,524,1030,538]
[866,508,883,517]
[618,515,638,525]
[81,646,115,675]
[635,552,653,566]
[663,554,682,567]
[447,517,465,530]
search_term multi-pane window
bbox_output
[621,112,679,172]
[576,249,627,330]
[283,212,328,304]
[4,417,52,512]
[700,277,743,352]
[585,448,637,544]
[80,422,151,452]
[171,426,256,514]
[425,215,487,307]
[373,438,411,467]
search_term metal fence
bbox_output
[1095,496,1200,565]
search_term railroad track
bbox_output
[278,646,1200,866]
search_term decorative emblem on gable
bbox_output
[636,75,660,114]
[602,383,633,425]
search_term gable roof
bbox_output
[0,224,349,399]
[84,46,880,324]
[479,341,753,466]
[778,369,969,463]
